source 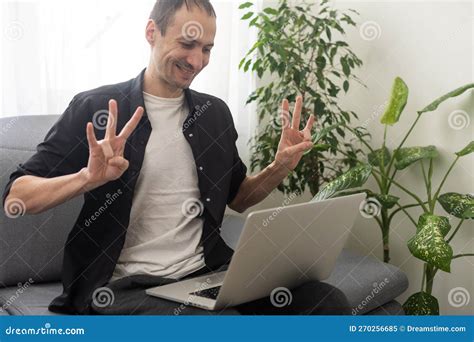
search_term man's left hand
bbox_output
[274,95,315,172]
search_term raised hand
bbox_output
[274,95,315,172]
[83,99,144,189]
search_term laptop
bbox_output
[145,193,365,310]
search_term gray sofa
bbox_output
[0,115,408,315]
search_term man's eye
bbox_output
[181,43,194,49]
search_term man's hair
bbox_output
[149,0,216,36]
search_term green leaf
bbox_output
[418,83,474,115]
[380,77,409,125]
[407,214,453,272]
[374,194,399,209]
[312,164,372,201]
[368,147,391,168]
[455,141,474,157]
[341,57,350,77]
[316,56,326,69]
[241,12,254,20]
[394,145,438,170]
[311,124,342,144]
[380,77,408,125]
[238,2,253,9]
[263,7,278,15]
[438,193,474,219]
[416,213,450,236]
[403,292,439,315]
[343,80,349,93]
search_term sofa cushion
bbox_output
[0,115,83,286]
[0,282,62,315]
[324,249,408,315]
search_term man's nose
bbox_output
[186,51,203,71]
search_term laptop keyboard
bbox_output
[189,285,222,300]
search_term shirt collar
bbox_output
[130,68,196,119]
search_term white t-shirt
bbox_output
[111,91,206,281]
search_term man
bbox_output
[2,0,350,315]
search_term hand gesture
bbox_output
[274,95,315,171]
[83,99,144,188]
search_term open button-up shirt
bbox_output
[2,69,248,314]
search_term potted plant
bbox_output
[239,0,369,196]
[312,76,473,314]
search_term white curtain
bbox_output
[1,0,259,161]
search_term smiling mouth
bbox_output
[175,62,195,76]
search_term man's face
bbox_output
[148,5,216,91]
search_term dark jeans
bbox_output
[91,265,351,315]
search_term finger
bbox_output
[86,122,99,148]
[303,114,315,140]
[105,99,118,140]
[100,141,114,160]
[118,106,144,140]
[291,95,303,130]
[286,140,313,155]
[281,99,290,129]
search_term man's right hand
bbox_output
[82,99,144,189]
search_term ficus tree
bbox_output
[239,0,369,196]
[312,77,474,314]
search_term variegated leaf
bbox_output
[438,193,474,219]
[455,141,474,157]
[407,214,453,272]
[312,164,372,201]
[375,194,399,209]
[403,291,439,315]
[368,147,391,168]
[418,83,474,115]
[380,77,409,125]
[394,145,438,170]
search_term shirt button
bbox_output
[199,166,204,171]
[188,133,193,138]
[206,198,211,202]
[139,140,145,145]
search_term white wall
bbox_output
[233,0,473,315]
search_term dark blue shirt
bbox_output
[2,69,247,314]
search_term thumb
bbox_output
[108,156,129,171]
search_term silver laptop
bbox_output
[145,193,365,310]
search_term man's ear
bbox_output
[145,19,158,46]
